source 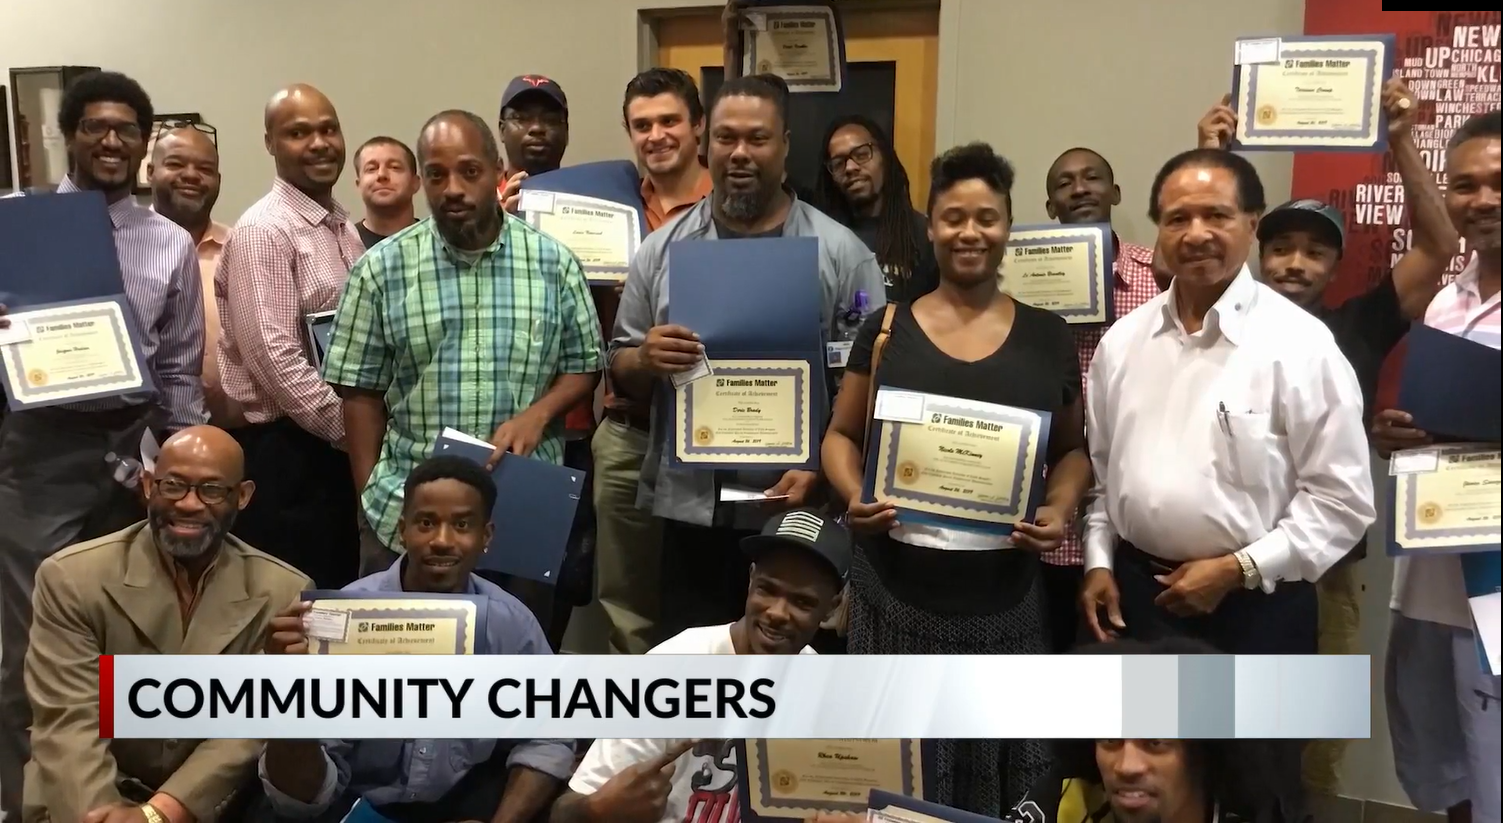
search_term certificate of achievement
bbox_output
[672,359,814,469]
[300,591,484,655]
[0,296,150,410]
[1231,34,1394,151]
[864,390,1051,534]
[1001,223,1114,325]
[741,739,922,819]
[520,191,641,286]
[1387,444,1501,556]
[742,5,842,93]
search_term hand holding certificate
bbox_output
[1001,224,1113,326]
[297,591,486,654]
[863,389,1050,534]
[1387,445,1502,557]
[0,296,153,411]
[738,738,922,821]
[518,161,647,286]
[1229,34,1395,151]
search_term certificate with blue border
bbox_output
[520,191,642,286]
[736,739,922,821]
[868,789,1004,822]
[863,389,1050,534]
[1001,223,1114,326]
[1386,445,1501,557]
[1230,34,1394,152]
[0,295,153,411]
[671,358,815,470]
[299,591,487,655]
[741,3,845,93]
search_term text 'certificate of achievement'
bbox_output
[672,359,814,470]
[742,4,842,93]
[739,739,922,820]
[520,191,641,286]
[1001,223,1114,326]
[0,296,151,411]
[1386,444,1502,556]
[1231,34,1394,152]
[864,389,1051,534]
[300,591,484,655]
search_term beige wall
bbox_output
[3,0,1415,810]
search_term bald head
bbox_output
[263,83,346,195]
[153,127,217,165]
[158,425,244,481]
[149,127,222,227]
[418,110,501,167]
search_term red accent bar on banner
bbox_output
[99,654,114,739]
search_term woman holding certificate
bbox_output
[821,143,1093,816]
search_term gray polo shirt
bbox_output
[609,193,887,528]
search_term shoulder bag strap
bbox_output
[860,303,900,453]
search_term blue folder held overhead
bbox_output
[518,160,647,238]
[0,190,125,308]
[432,428,584,585]
[1397,322,1502,443]
[667,237,824,354]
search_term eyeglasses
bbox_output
[78,117,144,144]
[501,111,567,130]
[826,142,876,175]
[152,119,218,144]
[153,477,237,505]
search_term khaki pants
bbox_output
[591,418,663,654]
[1303,560,1362,796]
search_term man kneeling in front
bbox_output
[551,508,850,823]
[24,426,309,823]
[257,455,573,821]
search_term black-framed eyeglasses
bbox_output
[152,119,218,145]
[153,477,237,505]
[78,117,144,144]
[501,111,567,130]
[826,142,876,175]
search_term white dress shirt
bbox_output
[1083,265,1375,588]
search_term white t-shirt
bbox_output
[568,624,817,823]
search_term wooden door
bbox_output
[654,5,940,208]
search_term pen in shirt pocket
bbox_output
[1218,401,1231,435]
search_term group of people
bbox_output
[0,12,1499,823]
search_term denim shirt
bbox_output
[257,562,575,815]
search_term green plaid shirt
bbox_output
[322,215,603,550]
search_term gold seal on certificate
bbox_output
[672,359,813,468]
[519,191,641,285]
[865,389,1049,532]
[0,298,148,410]
[1000,223,1114,325]
[741,5,842,93]
[742,739,923,818]
[1388,445,1501,555]
[301,594,482,654]
[1231,34,1393,151]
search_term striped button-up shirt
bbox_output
[42,177,207,432]
[322,215,604,550]
[216,178,363,443]
[1047,237,1159,568]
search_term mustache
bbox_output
[148,508,233,560]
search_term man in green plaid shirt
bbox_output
[322,109,602,575]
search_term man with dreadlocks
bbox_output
[816,115,939,304]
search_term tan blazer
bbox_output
[22,523,309,823]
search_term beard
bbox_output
[716,177,776,223]
[434,206,502,251]
[149,507,233,562]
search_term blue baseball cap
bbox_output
[1258,199,1345,255]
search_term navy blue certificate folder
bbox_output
[867,790,1003,822]
[667,237,824,354]
[1398,323,1502,443]
[0,190,125,308]
[432,429,584,585]
[519,160,647,238]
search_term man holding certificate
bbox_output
[1371,110,1501,823]
[261,455,573,820]
[822,143,1090,816]
[0,71,208,818]
[609,75,885,637]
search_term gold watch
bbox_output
[140,804,168,823]
[1233,549,1261,590]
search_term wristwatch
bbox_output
[1233,549,1262,590]
[140,804,167,823]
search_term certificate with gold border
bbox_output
[738,739,922,821]
[863,389,1051,534]
[0,295,152,411]
[1386,444,1501,556]
[1001,223,1114,326]
[671,358,814,470]
[300,591,485,655]
[1231,34,1394,152]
